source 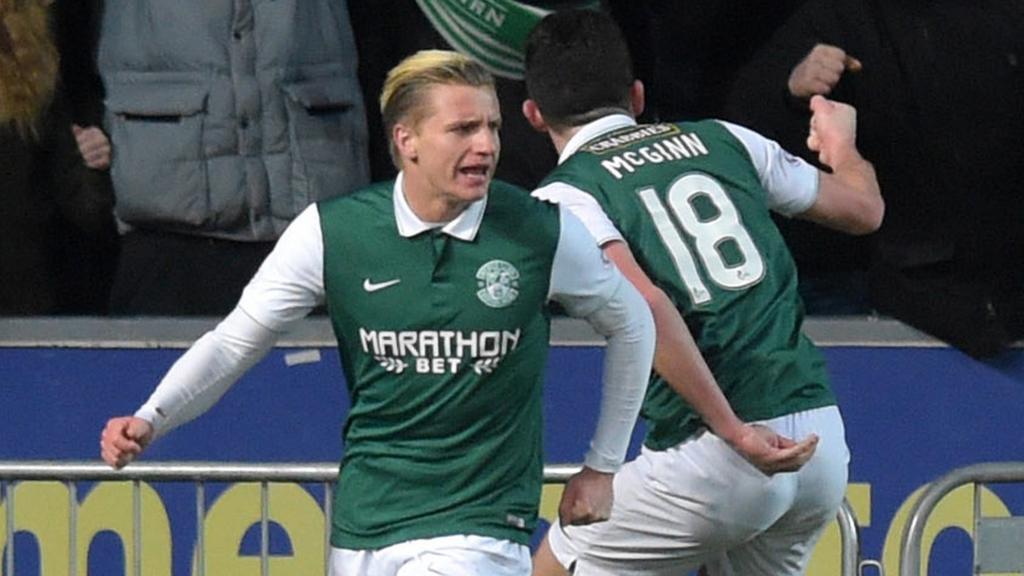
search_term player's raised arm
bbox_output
[800,95,884,235]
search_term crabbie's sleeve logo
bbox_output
[476,260,520,308]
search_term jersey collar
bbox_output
[558,114,637,165]
[393,171,487,241]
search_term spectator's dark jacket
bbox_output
[0,87,115,314]
[726,0,1024,356]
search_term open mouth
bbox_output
[458,165,491,183]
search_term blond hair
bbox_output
[0,0,58,139]
[380,50,494,170]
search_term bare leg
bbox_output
[533,534,570,576]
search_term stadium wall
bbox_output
[1,317,1022,575]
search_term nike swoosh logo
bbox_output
[363,278,401,292]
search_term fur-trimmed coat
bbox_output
[0,1,115,314]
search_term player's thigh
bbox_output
[663,431,802,541]
[703,504,834,576]
[556,434,796,575]
[704,506,835,576]
[329,535,529,576]
[767,405,849,526]
[708,406,849,576]
[547,451,707,575]
[791,405,849,512]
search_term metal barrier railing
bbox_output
[900,461,1024,576]
[836,497,865,576]
[0,461,344,576]
[0,461,861,575]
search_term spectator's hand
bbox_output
[100,416,154,469]
[787,43,862,99]
[72,124,112,170]
[558,466,614,526]
[807,95,858,168]
[729,424,818,475]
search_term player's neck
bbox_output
[550,126,582,157]
[401,179,469,223]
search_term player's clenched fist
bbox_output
[807,95,858,169]
[100,416,154,469]
[558,466,615,526]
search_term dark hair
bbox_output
[524,9,633,128]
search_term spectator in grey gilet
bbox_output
[99,0,370,315]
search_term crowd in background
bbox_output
[2,0,1021,358]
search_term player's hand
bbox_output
[558,466,614,526]
[100,416,154,469]
[788,43,862,99]
[72,124,112,170]
[807,95,858,169]
[728,424,818,475]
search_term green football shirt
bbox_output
[319,178,560,549]
[537,116,836,451]
[133,171,652,553]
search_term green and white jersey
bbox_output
[319,177,561,549]
[134,171,653,553]
[534,114,835,451]
[312,174,648,549]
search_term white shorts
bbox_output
[547,405,849,576]
[328,534,530,576]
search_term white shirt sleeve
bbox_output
[549,207,655,472]
[236,204,326,330]
[533,182,623,246]
[134,205,327,439]
[718,120,820,217]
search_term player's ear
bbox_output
[630,80,646,118]
[393,122,418,163]
[522,99,548,133]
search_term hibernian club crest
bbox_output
[476,260,520,308]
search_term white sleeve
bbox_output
[134,205,327,439]
[134,308,279,439]
[549,207,655,472]
[237,204,326,330]
[718,120,820,216]
[533,182,623,246]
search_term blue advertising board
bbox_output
[1,317,1022,575]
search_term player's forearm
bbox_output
[817,154,884,235]
[135,307,278,439]
[648,289,744,443]
[582,279,655,473]
[831,148,878,197]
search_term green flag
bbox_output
[415,0,552,79]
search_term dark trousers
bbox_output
[108,229,274,316]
